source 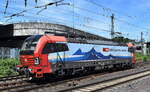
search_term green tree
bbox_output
[112,36,135,43]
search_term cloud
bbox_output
[0,21,4,24]
[0,0,150,40]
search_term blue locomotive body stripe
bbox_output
[48,43,132,63]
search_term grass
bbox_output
[136,52,150,62]
[0,58,19,77]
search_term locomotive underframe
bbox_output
[51,58,133,76]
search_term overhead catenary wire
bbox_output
[82,0,150,39]
[69,4,110,18]
[0,4,111,28]
[85,0,136,19]
[69,3,150,32]
[24,0,27,7]
[1,0,149,39]
[56,7,110,26]
[0,6,111,34]
[35,0,70,14]
[3,0,68,18]
[2,3,148,34]
[3,0,149,33]
[115,18,150,32]
[4,0,9,14]
[0,2,143,38]
[1,1,111,26]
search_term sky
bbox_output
[0,0,150,41]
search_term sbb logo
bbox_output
[103,48,109,52]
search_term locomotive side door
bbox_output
[42,42,69,72]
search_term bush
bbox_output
[136,52,150,62]
[0,58,19,77]
[143,57,147,62]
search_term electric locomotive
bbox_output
[16,34,136,78]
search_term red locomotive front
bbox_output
[16,35,67,78]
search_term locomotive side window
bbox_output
[136,46,142,50]
[42,43,69,54]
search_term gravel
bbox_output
[101,75,150,92]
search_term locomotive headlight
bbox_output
[34,58,40,65]
[28,68,32,72]
[16,67,20,70]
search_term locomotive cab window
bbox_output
[20,35,42,55]
[42,43,69,54]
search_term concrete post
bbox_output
[143,44,147,55]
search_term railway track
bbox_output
[0,61,150,92]
[0,75,26,82]
[0,69,112,92]
[1,67,130,92]
[1,71,109,92]
[11,68,149,92]
[60,68,150,92]
[0,75,30,92]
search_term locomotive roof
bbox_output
[30,34,127,46]
[67,38,127,46]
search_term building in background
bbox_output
[145,42,150,54]
[0,47,19,58]
[135,42,150,55]
[0,22,111,58]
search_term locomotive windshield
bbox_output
[20,35,42,55]
[20,35,68,55]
